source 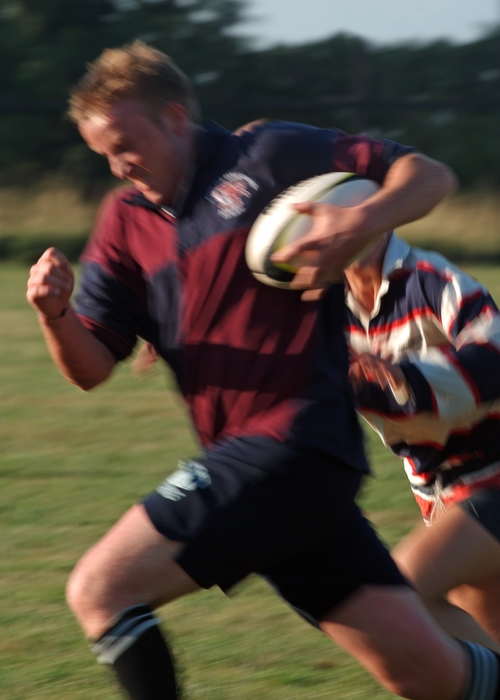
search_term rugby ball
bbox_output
[245,172,380,289]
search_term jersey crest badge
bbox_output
[156,460,211,502]
[207,172,258,220]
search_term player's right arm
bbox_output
[272,152,456,296]
[27,247,117,390]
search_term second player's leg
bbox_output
[450,575,500,646]
[392,501,500,649]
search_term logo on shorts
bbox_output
[156,460,212,502]
[206,172,258,219]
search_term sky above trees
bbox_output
[238,0,499,48]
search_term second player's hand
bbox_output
[27,247,74,320]
[349,351,409,395]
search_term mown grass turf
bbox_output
[1,261,500,699]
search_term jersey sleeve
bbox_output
[399,270,500,421]
[354,265,500,423]
[243,120,416,189]
[330,132,415,183]
[75,190,155,361]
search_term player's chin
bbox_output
[138,186,164,205]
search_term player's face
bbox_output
[79,98,191,206]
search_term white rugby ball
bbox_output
[245,172,380,289]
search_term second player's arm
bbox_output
[352,275,500,421]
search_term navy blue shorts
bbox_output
[143,436,406,622]
[459,488,500,543]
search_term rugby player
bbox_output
[345,230,500,651]
[27,42,500,700]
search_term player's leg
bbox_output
[320,585,469,700]
[67,503,200,700]
[67,503,199,639]
[68,437,320,700]
[441,490,500,645]
[269,486,500,700]
[450,576,500,645]
[392,493,500,650]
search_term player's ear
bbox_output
[159,102,190,135]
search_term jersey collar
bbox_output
[382,233,412,279]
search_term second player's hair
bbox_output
[68,41,200,124]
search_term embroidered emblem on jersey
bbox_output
[207,172,258,219]
[156,460,212,501]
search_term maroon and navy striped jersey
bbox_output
[345,234,500,516]
[75,120,414,469]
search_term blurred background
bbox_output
[0,0,498,265]
[0,2,499,699]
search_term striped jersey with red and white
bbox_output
[344,234,500,521]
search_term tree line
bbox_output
[0,0,499,189]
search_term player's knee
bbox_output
[391,548,414,579]
[392,552,436,599]
[66,559,93,617]
[66,555,114,635]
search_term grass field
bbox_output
[402,191,500,261]
[2,258,500,700]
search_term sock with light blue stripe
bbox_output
[460,640,500,700]
[91,604,179,700]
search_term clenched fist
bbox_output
[27,247,74,321]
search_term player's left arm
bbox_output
[349,263,500,420]
[398,281,500,421]
[272,152,457,295]
[355,279,500,422]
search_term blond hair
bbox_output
[68,41,200,123]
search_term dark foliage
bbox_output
[0,0,498,187]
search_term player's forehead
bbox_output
[79,99,149,150]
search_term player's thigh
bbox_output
[450,575,500,643]
[392,500,500,599]
[320,585,465,700]
[68,503,199,618]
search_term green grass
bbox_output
[400,192,500,262]
[2,261,500,699]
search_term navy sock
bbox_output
[91,604,179,700]
[460,640,500,700]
